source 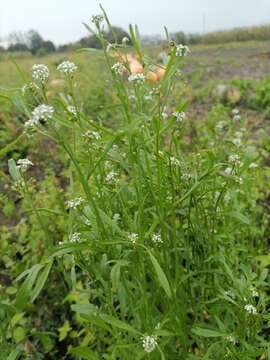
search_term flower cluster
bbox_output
[91,14,104,25]
[228,154,241,165]
[128,73,145,83]
[57,61,78,75]
[17,158,33,172]
[66,197,84,209]
[105,171,118,184]
[152,233,163,244]
[128,232,138,244]
[112,62,126,76]
[176,44,190,57]
[25,104,54,130]
[173,111,186,123]
[244,304,257,315]
[84,130,101,140]
[141,335,158,353]
[70,232,81,243]
[67,106,77,116]
[232,108,241,121]
[32,64,50,83]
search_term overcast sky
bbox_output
[1,0,270,45]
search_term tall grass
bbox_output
[2,9,270,359]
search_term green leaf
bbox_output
[192,327,224,338]
[69,346,99,360]
[230,211,250,225]
[58,320,71,341]
[8,159,21,182]
[7,345,24,360]
[147,250,172,298]
[31,261,53,302]
[99,313,141,335]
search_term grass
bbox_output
[1,12,270,360]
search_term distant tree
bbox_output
[0,46,5,53]
[171,31,187,44]
[8,31,29,51]
[27,30,44,55]
[42,40,56,53]
[106,26,130,44]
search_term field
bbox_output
[1,22,270,360]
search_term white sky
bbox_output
[1,0,270,45]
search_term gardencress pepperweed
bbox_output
[5,7,270,359]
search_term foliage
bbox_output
[1,10,270,360]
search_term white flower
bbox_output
[173,111,186,123]
[232,108,239,116]
[226,335,237,345]
[141,335,158,353]
[233,115,241,121]
[215,121,226,132]
[106,43,116,52]
[67,106,77,116]
[32,64,49,83]
[17,158,33,172]
[105,171,118,184]
[128,232,138,244]
[152,233,163,244]
[113,213,121,222]
[169,156,181,167]
[181,173,191,181]
[66,197,84,209]
[244,304,257,315]
[175,44,190,57]
[111,62,126,76]
[32,104,54,122]
[128,73,145,83]
[25,104,54,129]
[224,167,233,176]
[84,130,101,140]
[91,14,104,25]
[250,287,259,297]
[249,162,258,169]
[122,37,130,44]
[57,61,77,75]
[228,154,241,165]
[70,232,81,243]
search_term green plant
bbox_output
[2,9,270,360]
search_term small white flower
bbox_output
[244,304,257,315]
[85,219,91,226]
[57,61,77,75]
[105,171,118,184]
[226,335,237,345]
[67,106,77,116]
[224,167,233,176]
[141,335,158,353]
[215,121,226,132]
[32,64,49,83]
[84,130,101,140]
[128,73,145,83]
[250,287,259,297]
[249,162,258,169]
[169,156,181,167]
[175,44,190,57]
[152,233,163,244]
[91,14,104,25]
[32,104,54,122]
[128,232,138,244]
[17,158,33,172]
[111,62,126,76]
[233,114,241,121]
[228,154,241,165]
[122,37,129,44]
[232,108,239,116]
[181,173,192,181]
[70,232,81,243]
[113,213,121,222]
[173,111,186,123]
[66,197,84,209]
